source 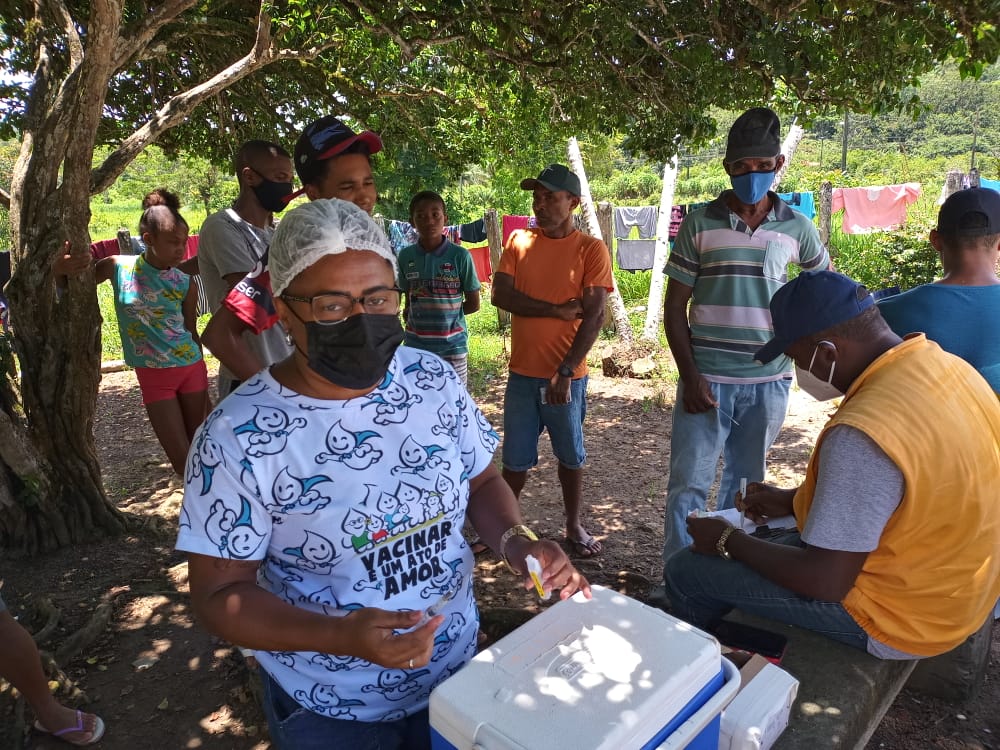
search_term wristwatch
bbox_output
[716,526,740,560]
[557,363,574,379]
[499,524,538,574]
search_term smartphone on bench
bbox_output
[710,620,788,664]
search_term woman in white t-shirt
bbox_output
[177,199,590,750]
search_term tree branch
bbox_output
[41,0,83,69]
[90,11,337,194]
[112,0,199,72]
[0,187,9,210]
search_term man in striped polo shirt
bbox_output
[661,108,829,562]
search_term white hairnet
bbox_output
[269,198,396,297]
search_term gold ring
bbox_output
[408,658,414,669]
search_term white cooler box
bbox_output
[430,585,740,750]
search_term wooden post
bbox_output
[484,208,509,328]
[943,170,964,203]
[819,180,833,251]
[567,136,634,346]
[773,120,804,189]
[643,156,677,341]
[596,202,614,265]
[596,201,616,332]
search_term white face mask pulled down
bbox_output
[795,340,842,401]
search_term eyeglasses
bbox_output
[281,287,402,325]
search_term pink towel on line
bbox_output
[831,183,922,234]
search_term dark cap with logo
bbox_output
[520,164,582,197]
[725,108,781,163]
[936,187,1000,237]
[292,116,383,188]
[755,270,874,364]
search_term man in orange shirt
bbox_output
[492,164,614,557]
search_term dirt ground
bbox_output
[1,360,997,749]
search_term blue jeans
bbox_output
[502,373,589,471]
[259,667,432,750]
[663,531,870,651]
[662,378,790,561]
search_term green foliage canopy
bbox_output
[2,0,998,197]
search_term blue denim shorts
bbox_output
[259,666,431,750]
[502,372,588,471]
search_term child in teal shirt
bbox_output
[397,191,481,385]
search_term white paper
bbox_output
[700,507,797,534]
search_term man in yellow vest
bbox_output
[664,270,1000,658]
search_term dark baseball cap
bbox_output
[289,116,382,197]
[520,164,581,197]
[936,187,1000,237]
[755,271,874,364]
[725,108,781,163]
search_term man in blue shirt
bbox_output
[878,187,1000,393]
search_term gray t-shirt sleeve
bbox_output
[801,425,904,552]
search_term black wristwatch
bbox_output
[557,364,574,379]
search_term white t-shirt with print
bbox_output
[176,347,499,722]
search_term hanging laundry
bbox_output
[184,235,200,261]
[467,245,493,283]
[980,178,1000,195]
[460,218,487,244]
[387,220,419,254]
[613,205,658,239]
[616,239,657,272]
[445,224,463,244]
[502,215,536,246]
[669,205,687,240]
[777,192,817,220]
[831,183,922,234]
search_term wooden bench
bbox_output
[726,611,994,748]
[726,612,916,749]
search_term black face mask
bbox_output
[300,313,403,390]
[251,174,294,213]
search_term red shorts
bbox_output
[134,360,209,405]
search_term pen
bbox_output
[717,406,740,427]
[739,477,748,530]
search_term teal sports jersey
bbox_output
[665,191,829,381]
[397,240,480,356]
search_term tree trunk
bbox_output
[3,240,125,557]
[1,4,127,556]
[566,137,634,346]
[773,120,804,189]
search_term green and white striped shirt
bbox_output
[665,191,829,382]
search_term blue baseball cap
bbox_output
[755,270,874,364]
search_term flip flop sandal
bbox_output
[34,710,106,746]
[566,534,602,558]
